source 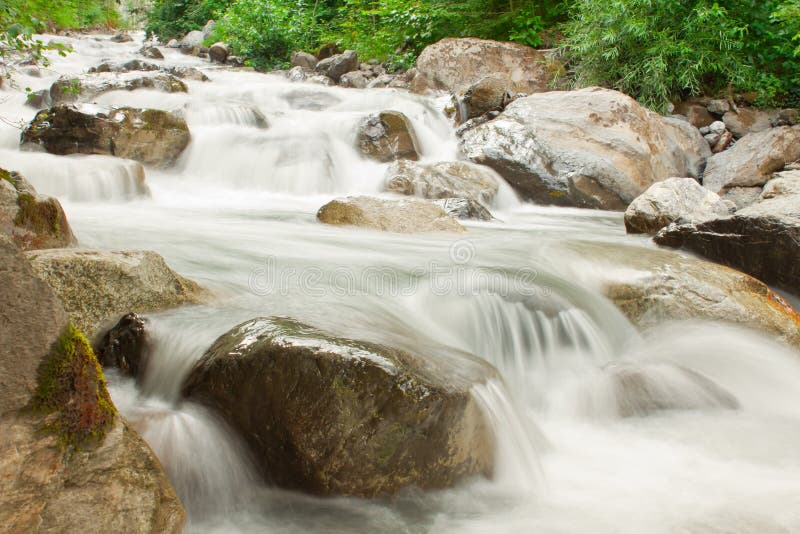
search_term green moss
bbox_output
[32,324,116,451]
[15,193,60,236]
[0,167,11,185]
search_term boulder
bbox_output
[290,51,318,69]
[140,46,164,60]
[601,244,800,347]
[22,105,191,168]
[202,20,217,41]
[89,59,160,74]
[723,108,772,138]
[384,160,500,205]
[672,102,715,128]
[356,110,420,162]
[180,30,204,50]
[624,177,731,234]
[701,126,800,194]
[316,43,341,60]
[167,39,180,49]
[287,66,334,86]
[339,70,369,89]
[25,248,207,335]
[49,72,187,106]
[433,198,493,221]
[0,236,185,532]
[208,42,228,64]
[721,186,762,210]
[655,170,800,293]
[415,37,554,94]
[707,99,731,115]
[459,87,710,209]
[454,74,513,124]
[315,50,358,82]
[93,312,150,379]
[317,196,464,233]
[367,74,396,89]
[0,168,76,250]
[164,65,209,81]
[110,31,133,43]
[182,317,495,497]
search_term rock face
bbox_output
[702,126,800,194]
[315,50,358,82]
[22,105,191,168]
[0,236,185,532]
[183,317,495,497]
[317,196,465,233]
[94,313,150,379]
[624,178,731,234]
[655,170,800,293]
[50,72,187,106]
[602,244,800,346]
[384,160,500,205]
[455,74,513,124]
[208,42,228,63]
[356,111,420,162]
[415,37,554,94]
[25,248,207,335]
[0,168,76,250]
[291,51,318,69]
[459,87,710,209]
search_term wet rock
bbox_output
[317,196,464,233]
[89,59,161,74]
[384,160,500,205]
[208,42,228,64]
[655,170,800,294]
[25,89,51,109]
[290,51,318,69]
[356,110,420,162]
[140,46,164,60]
[164,65,209,81]
[624,178,730,234]
[339,70,368,89]
[110,31,133,43]
[22,105,191,168]
[459,87,710,209]
[93,313,150,378]
[316,50,358,82]
[0,168,76,250]
[50,72,187,106]
[455,74,514,124]
[415,37,555,94]
[723,108,772,138]
[433,198,493,221]
[25,248,208,335]
[702,126,800,194]
[287,66,334,86]
[182,317,494,497]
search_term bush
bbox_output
[145,0,231,41]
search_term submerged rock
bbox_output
[384,160,500,205]
[93,312,150,379]
[356,111,420,162]
[317,196,465,233]
[25,248,208,335]
[21,105,191,168]
[50,72,187,106]
[183,317,495,497]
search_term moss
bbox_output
[0,167,11,185]
[15,193,61,236]
[32,324,116,451]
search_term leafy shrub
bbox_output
[146,0,231,41]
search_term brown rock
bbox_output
[356,110,420,162]
[317,196,464,233]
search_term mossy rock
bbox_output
[356,110,420,162]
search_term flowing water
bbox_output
[4,33,800,533]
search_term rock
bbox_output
[287,66,334,86]
[707,99,731,115]
[315,50,358,82]
[655,170,800,293]
[367,74,396,89]
[702,126,800,193]
[459,87,710,209]
[25,248,207,335]
[22,105,192,168]
[415,37,555,94]
[673,102,715,128]
[0,168,76,250]
[356,111,420,162]
[140,46,164,60]
[202,19,217,41]
[433,198,493,221]
[167,39,179,48]
[339,70,368,89]
[164,65,209,81]
[183,317,494,497]
[180,30,204,51]
[602,244,800,346]
[316,43,340,60]
[50,72,187,106]
[712,130,734,153]
[624,178,731,234]
[226,56,244,67]
[0,237,185,532]
[384,160,500,205]
[110,31,133,43]
[708,120,726,135]
[317,196,464,233]
[90,59,161,74]
[25,88,51,109]
[772,108,799,127]
[93,312,150,379]
[455,74,513,124]
[20,66,41,77]
[290,51,318,69]
[721,186,762,210]
[208,42,228,63]
[703,132,721,146]
[723,108,772,138]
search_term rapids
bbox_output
[4,32,800,533]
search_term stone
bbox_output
[712,130,734,153]
[707,99,731,115]
[315,50,358,82]
[316,43,340,60]
[167,39,180,49]
[290,51,318,69]
[721,186,762,210]
[110,31,133,43]
[140,46,164,60]
[433,198,493,221]
[182,317,495,497]
[723,108,772,138]
[93,312,150,379]
[459,87,710,209]
[208,42,228,64]
[384,160,500,206]
[22,105,192,168]
[89,59,160,74]
[49,72,187,106]
[356,111,420,162]
[367,74,396,89]
[624,177,731,234]
[25,88,51,109]
[317,196,464,233]
[180,30,204,51]
[673,102,715,128]
[339,70,369,89]
[202,20,217,41]
[454,74,513,124]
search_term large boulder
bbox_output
[356,111,420,162]
[655,170,800,293]
[180,30,204,54]
[459,87,710,209]
[21,105,191,168]
[701,126,800,194]
[317,196,465,233]
[414,37,554,94]
[0,236,185,532]
[339,70,369,89]
[454,74,514,124]
[290,51,318,70]
[384,160,500,206]
[624,177,731,234]
[602,244,800,347]
[208,42,228,64]
[722,108,772,138]
[0,168,76,250]
[25,248,208,335]
[50,72,187,106]
[315,50,358,82]
[182,317,495,497]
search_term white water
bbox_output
[5,32,800,533]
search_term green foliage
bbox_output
[2,0,119,31]
[146,0,231,41]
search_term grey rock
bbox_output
[317,196,464,233]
